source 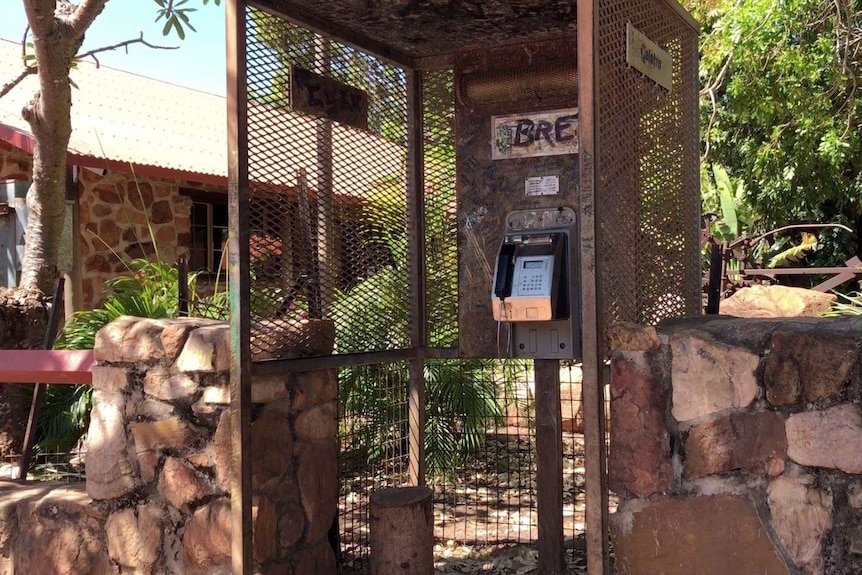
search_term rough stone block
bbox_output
[293,537,337,575]
[294,401,338,443]
[253,495,278,564]
[213,410,232,493]
[764,331,859,406]
[786,404,862,474]
[251,319,336,361]
[251,374,288,403]
[292,369,337,412]
[176,325,231,373]
[685,411,786,479]
[606,322,660,353]
[608,352,672,498]
[91,365,129,392]
[131,417,205,455]
[105,502,163,572]
[296,440,339,544]
[96,316,222,364]
[86,390,140,500]
[720,285,835,318]
[158,457,211,511]
[277,501,306,551]
[849,482,862,509]
[671,332,759,424]
[251,408,294,490]
[138,398,176,421]
[182,499,231,574]
[611,495,788,575]
[144,367,200,402]
[767,475,833,574]
[14,488,114,575]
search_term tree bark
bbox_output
[369,486,433,575]
[19,0,108,294]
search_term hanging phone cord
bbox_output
[497,298,512,358]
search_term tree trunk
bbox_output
[0,287,47,459]
[369,487,433,575]
[19,0,109,295]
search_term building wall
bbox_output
[0,141,31,180]
[0,136,228,306]
[77,168,204,306]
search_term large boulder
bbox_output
[720,285,835,318]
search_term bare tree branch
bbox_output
[67,0,109,37]
[0,67,37,100]
[0,32,177,101]
[75,33,179,66]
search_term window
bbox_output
[190,200,228,273]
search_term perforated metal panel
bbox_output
[244,8,410,360]
[596,1,701,331]
[423,70,458,349]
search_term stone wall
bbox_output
[0,141,225,307]
[608,317,862,575]
[77,170,226,307]
[0,316,338,574]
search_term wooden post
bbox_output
[370,486,434,575]
[535,359,565,574]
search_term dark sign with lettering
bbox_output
[626,23,672,91]
[290,66,369,130]
[492,108,579,160]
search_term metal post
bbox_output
[314,36,336,316]
[406,69,427,487]
[535,359,564,574]
[225,2,253,574]
[577,1,610,574]
[178,258,189,317]
[706,242,722,314]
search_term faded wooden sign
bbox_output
[290,66,369,130]
[491,108,579,160]
[626,23,673,91]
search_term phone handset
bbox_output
[493,243,517,299]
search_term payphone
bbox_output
[489,207,579,359]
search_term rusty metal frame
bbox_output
[577,2,610,574]
[226,1,254,573]
[226,2,699,573]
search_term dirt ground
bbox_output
[339,432,615,574]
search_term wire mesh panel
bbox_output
[244,7,410,361]
[427,360,536,545]
[596,1,701,332]
[338,361,411,573]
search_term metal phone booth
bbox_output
[225,1,700,574]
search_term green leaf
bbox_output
[767,232,818,268]
[162,18,173,36]
[712,164,739,239]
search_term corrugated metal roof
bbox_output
[0,39,405,194]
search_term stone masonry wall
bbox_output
[0,316,339,574]
[77,170,226,307]
[608,317,862,575]
[0,141,224,307]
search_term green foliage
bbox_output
[767,232,818,268]
[153,0,221,40]
[55,259,186,350]
[697,0,862,241]
[823,291,862,317]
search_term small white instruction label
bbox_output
[525,175,559,196]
